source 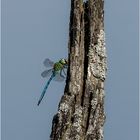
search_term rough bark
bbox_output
[50,0,107,140]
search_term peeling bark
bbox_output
[50,0,107,140]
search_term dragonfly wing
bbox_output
[43,58,54,68]
[41,69,53,78]
[53,73,65,82]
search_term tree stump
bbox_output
[50,0,107,139]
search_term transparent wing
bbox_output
[53,72,65,82]
[41,69,53,78]
[43,58,54,68]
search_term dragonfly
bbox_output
[37,58,68,106]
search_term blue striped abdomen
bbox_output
[37,73,55,106]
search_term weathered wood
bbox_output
[50,0,107,139]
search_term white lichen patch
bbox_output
[74,135,81,140]
[86,125,94,135]
[94,29,107,60]
[99,89,105,99]
[71,106,83,136]
[97,126,104,140]
[88,29,107,81]
[73,121,82,133]
[59,103,69,114]
[87,104,101,135]
[91,98,98,110]
[74,106,83,116]
[95,29,106,56]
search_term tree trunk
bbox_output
[50,0,107,139]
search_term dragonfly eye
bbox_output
[60,58,67,65]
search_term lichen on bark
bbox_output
[50,0,107,140]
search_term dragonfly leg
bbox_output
[60,69,63,77]
[63,65,68,68]
[62,69,67,76]
[60,69,66,78]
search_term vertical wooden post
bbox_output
[50,0,107,139]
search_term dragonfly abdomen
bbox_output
[37,73,55,106]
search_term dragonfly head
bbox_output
[59,58,68,65]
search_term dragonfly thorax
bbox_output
[53,62,64,72]
[53,59,67,72]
